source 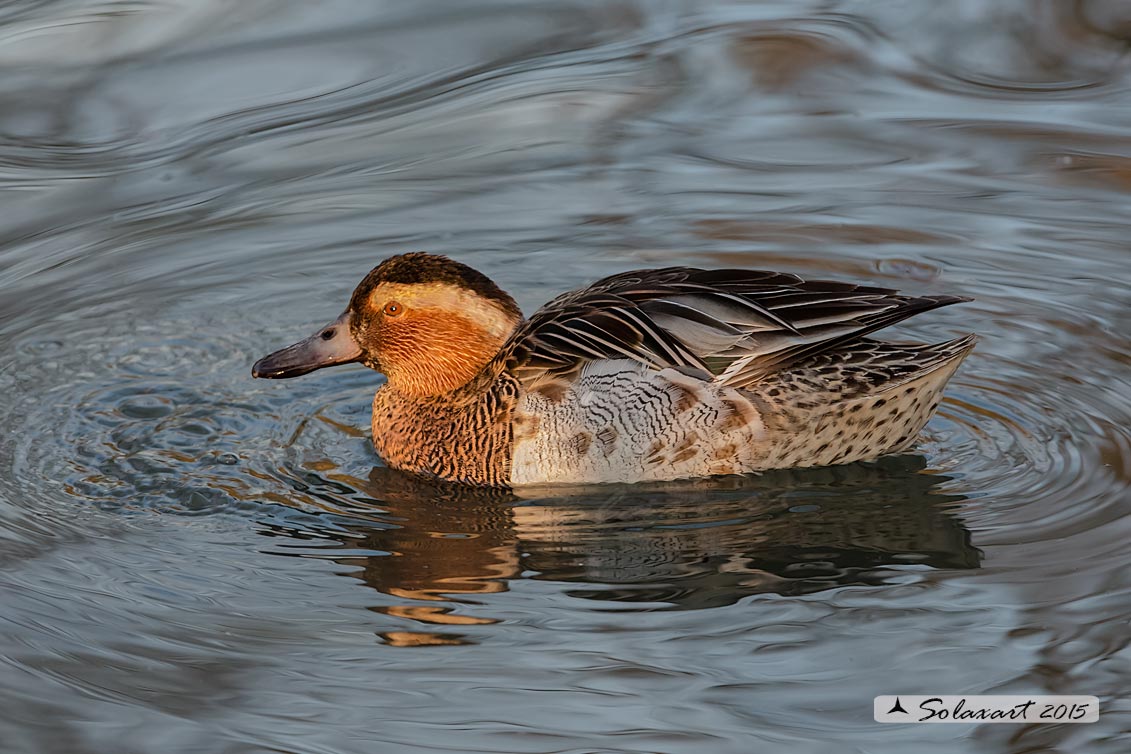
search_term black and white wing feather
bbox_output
[502,266,969,389]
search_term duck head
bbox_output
[252,253,522,397]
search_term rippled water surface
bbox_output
[2,1,1130,752]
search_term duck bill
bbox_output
[252,311,362,379]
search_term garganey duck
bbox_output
[253,253,975,487]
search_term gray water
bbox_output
[1,2,1130,753]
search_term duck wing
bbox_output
[503,266,969,389]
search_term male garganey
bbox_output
[253,253,974,486]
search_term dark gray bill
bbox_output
[252,311,362,379]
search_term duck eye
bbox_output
[383,301,402,317]
[320,328,336,341]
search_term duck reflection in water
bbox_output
[259,455,979,645]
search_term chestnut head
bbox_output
[253,253,522,397]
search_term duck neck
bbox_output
[371,369,520,487]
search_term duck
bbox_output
[252,252,975,487]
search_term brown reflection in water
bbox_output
[1041,152,1131,194]
[292,456,980,643]
[731,29,862,92]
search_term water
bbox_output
[1,1,1129,752]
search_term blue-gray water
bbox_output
[1,2,1130,753]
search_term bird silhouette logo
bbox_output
[887,698,909,715]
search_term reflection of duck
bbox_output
[253,253,975,485]
[285,457,978,628]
